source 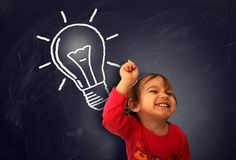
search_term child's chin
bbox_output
[156,114,171,120]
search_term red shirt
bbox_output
[102,88,190,160]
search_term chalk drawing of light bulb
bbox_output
[37,9,120,111]
[51,23,109,110]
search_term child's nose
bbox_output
[159,92,168,99]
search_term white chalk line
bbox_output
[67,45,93,86]
[79,58,87,62]
[90,98,105,106]
[106,34,119,40]
[39,62,52,69]
[86,92,94,96]
[87,93,97,99]
[88,95,101,103]
[77,80,83,88]
[89,8,97,22]
[58,78,66,91]
[106,61,121,68]
[36,35,50,42]
[60,11,67,23]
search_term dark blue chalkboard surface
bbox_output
[1,0,236,159]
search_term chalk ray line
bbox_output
[39,62,52,69]
[36,35,50,42]
[58,78,66,91]
[89,8,98,22]
[60,11,67,23]
[106,34,119,41]
[106,61,121,68]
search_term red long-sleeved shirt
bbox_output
[102,88,190,160]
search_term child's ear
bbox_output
[128,98,140,113]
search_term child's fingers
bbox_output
[124,63,132,72]
[128,60,137,70]
[121,63,128,72]
[121,60,137,72]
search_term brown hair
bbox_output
[126,73,177,115]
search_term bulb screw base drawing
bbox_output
[83,82,109,110]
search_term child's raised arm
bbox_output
[116,60,139,95]
[102,60,139,139]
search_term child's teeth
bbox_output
[159,103,167,107]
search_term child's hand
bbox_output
[116,60,139,95]
[119,60,139,85]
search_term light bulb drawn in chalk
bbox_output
[37,9,120,111]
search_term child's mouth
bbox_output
[155,103,170,108]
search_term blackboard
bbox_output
[1,0,236,159]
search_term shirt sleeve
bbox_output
[176,133,191,160]
[102,88,138,140]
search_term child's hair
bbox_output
[125,73,177,116]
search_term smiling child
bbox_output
[102,60,190,160]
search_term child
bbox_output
[102,60,190,160]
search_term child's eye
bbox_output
[149,90,158,93]
[166,91,174,96]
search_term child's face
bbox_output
[137,76,176,121]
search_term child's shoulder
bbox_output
[169,122,187,137]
